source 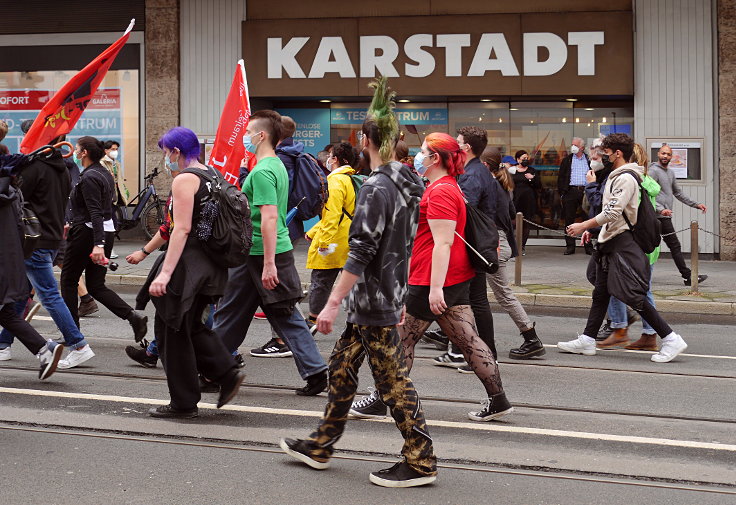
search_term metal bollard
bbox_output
[690,221,699,293]
[515,212,523,286]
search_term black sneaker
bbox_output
[432,352,466,368]
[234,353,246,368]
[127,311,149,343]
[369,461,437,488]
[217,371,245,408]
[78,298,99,317]
[684,274,708,286]
[467,392,513,422]
[199,375,220,393]
[125,345,158,368]
[457,364,475,374]
[349,389,388,419]
[596,321,614,342]
[296,370,327,396]
[250,338,293,358]
[148,404,198,419]
[279,438,330,470]
[421,329,449,350]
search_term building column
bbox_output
[145,0,179,194]
[718,0,736,260]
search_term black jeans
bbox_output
[0,303,46,355]
[583,251,673,339]
[60,225,133,326]
[659,217,691,280]
[562,186,585,249]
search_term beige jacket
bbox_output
[595,163,643,244]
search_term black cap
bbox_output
[20,119,34,134]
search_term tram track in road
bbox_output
[2,364,735,425]
[1,422,734,497]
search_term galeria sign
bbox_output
[268,32,604,79]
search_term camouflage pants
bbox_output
[308,323,437,476]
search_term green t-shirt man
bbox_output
[242,156,292,256]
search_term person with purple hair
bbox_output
[146,126,244,418]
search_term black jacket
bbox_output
[68,162,115,245]
[15,150,70,249]
[343,161,424,326]
[492,178,519,258]
[557,153,590,194]
[457,157,496,223]
[0,177,29,304]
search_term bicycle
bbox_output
[115,165,167,240]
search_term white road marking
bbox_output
[542,344,736,360]
[1,386,734,453]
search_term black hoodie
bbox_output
[343,161,424,326]
[16,150,71,250]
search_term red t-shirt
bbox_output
[408,176,476,286]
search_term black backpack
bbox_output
[619,170,661,254]
[183,167,253,267]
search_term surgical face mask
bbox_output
[570,145,580,155]
[165,152,180,176]
[414,152,434,175]
[508,165,518,175]
[243,131,262,154]
[590,158,605,172]
[108,150,119,160]
[520,159,529,168]
[73,152,84,171]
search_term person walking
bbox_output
[558,137,591,255]
[559,133,688,364]
[60,136,148,364]
[145,127,244,418]
[280,78,437,488]
[212,110,328,396]
[510,150,540,254]
[304,142,357,330]
[648,144,708,286]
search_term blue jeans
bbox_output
[213,261,327,379]
[0,249,87,350]
[607,264,656,334]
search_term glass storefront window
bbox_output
[0,69,140,193]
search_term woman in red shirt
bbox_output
[350,133,512,422]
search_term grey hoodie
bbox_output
[342,161,424,326]
[648,162,699,216]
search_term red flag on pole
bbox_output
[209,60,251,187]
[20,19,135,153]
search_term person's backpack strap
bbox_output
[617,169,644,232]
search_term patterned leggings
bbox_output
[307,323,437,476]
[402,305,504,396]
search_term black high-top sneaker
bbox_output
[508,324,545,359]
[468,392,513,422]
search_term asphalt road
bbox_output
[1,286,735,504]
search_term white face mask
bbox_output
[590,158,605,172]
[508,165,518,175]
[108,150,119,160]
[570,145,580,155]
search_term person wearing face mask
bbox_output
[560,133,688,364]
[304,142,357,330]
[60,136,148,366]
[558,137,591,255]
[510,150,540,254]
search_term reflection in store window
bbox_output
[0,69,140,192]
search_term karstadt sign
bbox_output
[243,12,633,97]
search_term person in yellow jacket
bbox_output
[305,142,358,329]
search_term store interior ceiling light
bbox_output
[398,99,410,102]
[566,98,577,102]
[602,117,607,122]
[510,108,518,110]
[481,99,492,102]
[319,99,331,103]
[585,108,594,111]
[575,118,580,123]
[562,117,567,123]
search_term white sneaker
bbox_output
[37,341,64,380]
[557,335,596,356]
[57,345,95,369]
[651,334,687,363]
[0,347,10,361]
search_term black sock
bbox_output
[81,294,93,303]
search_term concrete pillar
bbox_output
[718,0,736,260]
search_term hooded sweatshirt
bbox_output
[342,160,424,326]
[15,149,71,249]
[594,163,643,244]
[648,161,699,216]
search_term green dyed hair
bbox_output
[366,75,399,163]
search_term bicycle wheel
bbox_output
[141,200,166,240]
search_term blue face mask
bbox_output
[414,152,431,175]
[243,132,261,154]
[165,153,180,176]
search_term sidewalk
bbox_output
[70,240,736,315]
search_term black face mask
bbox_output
[520,160,530,167]
[601,154,614,170]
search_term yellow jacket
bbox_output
[306,165,356,270]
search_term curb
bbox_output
[56,272,735,316]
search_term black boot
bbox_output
[508,324,545,359]
[127,310,149,343]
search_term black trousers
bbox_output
[0,303,46,355]
[659,217,691,280]
[60,225,133,327]
[157,295,237,411]
[562,186,586,249]
[583,250,673,339]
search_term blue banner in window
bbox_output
[276,108,331,156]
[331,108,447,125]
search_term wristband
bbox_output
[141,247,150,255]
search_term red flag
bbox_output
[20,19,135,153]
[209,60,251,187]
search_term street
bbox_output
[1,286,734,504]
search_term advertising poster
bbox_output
[0,88,123,161]
[276,108,331,156]
[670,149,688,179]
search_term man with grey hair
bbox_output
[558,137,591,254]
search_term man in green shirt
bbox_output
[212,110,328,395]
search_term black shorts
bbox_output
[405,280,471,322]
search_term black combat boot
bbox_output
[508,324,545,359]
